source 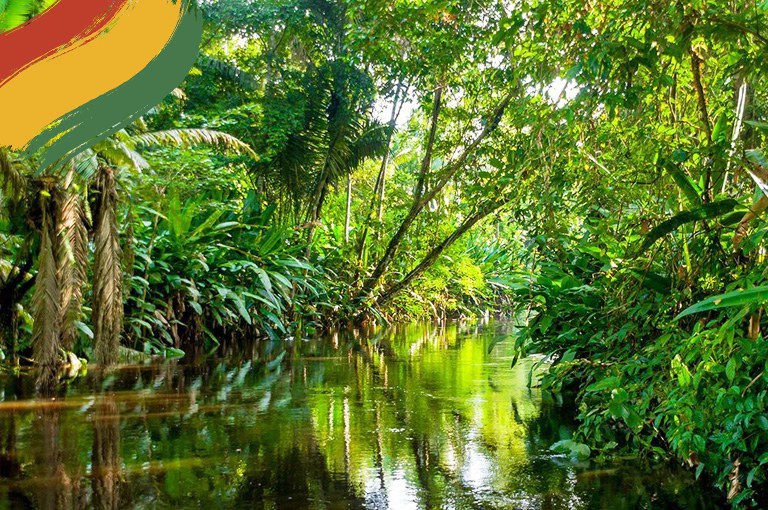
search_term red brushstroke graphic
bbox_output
[0,0,130,86]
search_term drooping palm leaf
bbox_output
[31,183,61,382]
[129,128,259,161]
[92,166,123,365]
[676,286,768,319]
[55,178,88,352]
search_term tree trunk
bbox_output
[377,197,508,305]
[690,47,714,202]
[356,83,403,272]
[722,78,749,193]
[92,166,123,366]
[359,89,514,299]
[344,173,352,243]
[376,83,404,223]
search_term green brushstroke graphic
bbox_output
[26,3,202,173]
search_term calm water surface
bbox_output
[0,322,720,509]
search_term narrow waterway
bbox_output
[0,322,720,509]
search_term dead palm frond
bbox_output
[31,179,61,384]
[0,147,26,203]
[55,171,88,351]
[92,166,122,365]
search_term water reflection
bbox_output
[0,322,721,509]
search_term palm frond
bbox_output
[0,0,36,32]
[92,166,123,365]
[130,128,259,160]
[56,182,88,351]
[347,121,392,171]
[0,148,27,201]
[31,184,61,376]
[198,55,260,90]
[70,149,100,181]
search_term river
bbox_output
[0,322,720,509]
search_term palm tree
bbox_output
[0,149,36,363]
[0,120,257,371]
[76,124,257,365]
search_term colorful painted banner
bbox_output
[0,0,203,170]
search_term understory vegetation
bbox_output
[2,0,768,505]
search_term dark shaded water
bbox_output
[0,322,720,509]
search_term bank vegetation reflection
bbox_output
[0,323,717,509]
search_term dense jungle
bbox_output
[1,0,768,507]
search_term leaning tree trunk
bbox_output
[377,197,508,306]
[31,178,61,390]
[92,166,123,366]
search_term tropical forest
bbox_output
[0,0,768,507]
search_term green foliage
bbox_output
[125,192,329,352]
[678,286,768,319]
[640,200,739,252]
[0,0,55,32]
[3,0,768,504]
[550,439,592,461]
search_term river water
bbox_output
[0,322,720,509]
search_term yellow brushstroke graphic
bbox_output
[0,0,183,149]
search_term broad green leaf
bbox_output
[676,286,768,319]
[586,376,620,392]
[664,162,701,206]
[231,295,252,325]
[640,199,738,252]
[550,439,591,460]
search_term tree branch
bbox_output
[358,89,515,299]
[377,196,509,305]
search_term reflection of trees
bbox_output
[0,413,20,479]
[0,412,34,508]
[0,323,723,509]
[33,405,83,510]
[91,396,121,510]
[301,323,543,508]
